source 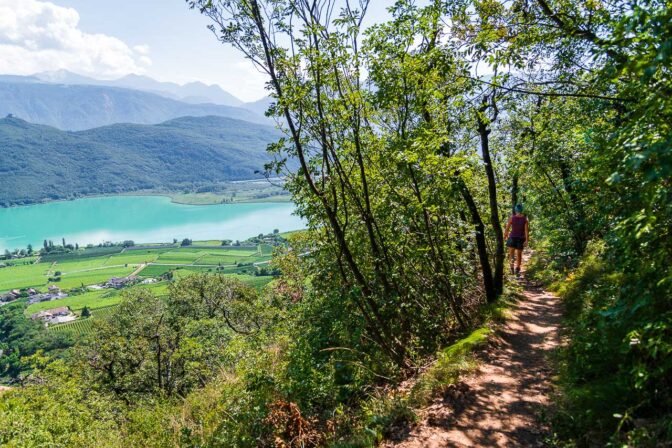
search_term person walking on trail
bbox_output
[504,204,529,277]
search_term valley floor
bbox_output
[385,276,562,447]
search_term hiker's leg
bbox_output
[508,247,516,272]
[516,248,523,270]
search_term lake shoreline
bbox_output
[0,197,304,253]
[0,179,292,209]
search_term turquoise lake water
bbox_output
[0,196,304,251]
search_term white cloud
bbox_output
[0,0,150,78]
[133,44,149,55]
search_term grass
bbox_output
[25,289,120,314]
[156,250,205,264]
[2,241,277,342]
[408,327,491,406]
[342,326,493,447]
[40,246,123,262]
[104,252,159,266]
[1,256,38,266]
[339,287,523,447]
[196,254,243,265]
[0,244,275,295]
[137,264,175,277]
[57,266,135,289]
[53,258,109,273]
[259,244,275,256]
[0,264,49,291]
[234,274,274,289]
[278,230,306,238]
[193,240,227,247]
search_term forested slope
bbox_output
[0,0,670,446]
[0,115,280,206]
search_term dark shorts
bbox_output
[506,237,525,250]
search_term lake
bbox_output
[0,196,304,251]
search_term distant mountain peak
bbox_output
[0,80,269,130]
[27,71,244,107]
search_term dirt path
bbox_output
[385,279,563,447]
[130,263,147,276]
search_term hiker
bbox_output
[504,204,529,277]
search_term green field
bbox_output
[0,263,49,291]
[197,254,243,265]
[104,252,160,266]
[156,250,205,264]
[26,289,118,314]
[49,306,119,336]
[53,258,109,273]
[1,246,272,293]
[192,240,226,246]
[3,244,277,334]
[40,246,124,262]
[26,280,172,317]
[57,266,136,289]
[136,264,175,277]
[230,274,274,289]
[1,256,38,266]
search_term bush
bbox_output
[547,242,672,446]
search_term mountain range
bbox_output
[34,70,247,107]
[0,78,271,131]
[0,115,281,206]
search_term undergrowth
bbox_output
[330,287,520,447]
[534,243,672,447]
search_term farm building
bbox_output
[27,292,69,305]
[106,275,139,289]
[30,307,76,325]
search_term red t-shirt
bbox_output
[510,215,528,239]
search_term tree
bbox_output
[81,307,91,318]
[85,276,265,397]
[189,0,488,365]
[27,244,33,255]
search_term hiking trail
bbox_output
[385,273,563,447]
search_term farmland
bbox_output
[1,240,280,339]
[49,306,119,337]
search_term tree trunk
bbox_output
[459,179,496,303]
[511,172,519,214]
[477,110,505,296]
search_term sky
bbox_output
[0,0,405,102]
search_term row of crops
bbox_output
[49,306,118,336]
[41,246,124,262]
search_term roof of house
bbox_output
[31,306,70,319]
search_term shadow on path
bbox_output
[384,279,562,447]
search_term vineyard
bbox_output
[49,306,118,336]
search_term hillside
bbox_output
[0,80,268,131]
[0,116,281,206]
